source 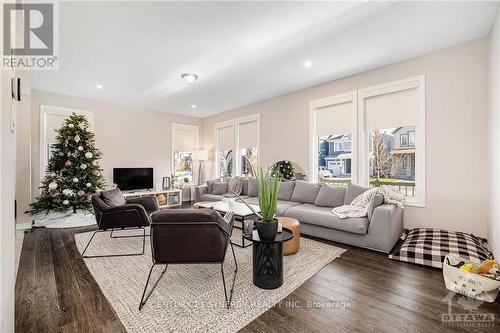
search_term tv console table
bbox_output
[122,189,182,209]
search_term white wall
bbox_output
[29,90,202,198]
[488,8,500,259]
[1,70,17,333]
[203,37,489,237]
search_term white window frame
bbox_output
[214,114,260,178]
[171,123,199,184]
[358,75,425,207]
[39,105,94,180]
[309,91,358,183]
[408,130,415,146]
[334,141,343,152]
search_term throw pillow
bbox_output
[211,182,228,195]
[207,179,218,193]
[344,183,369,205]
[101,188,126,207]
[291,180,321,204]
[247,178,258,197]
[314,184,346,207]
[278,181,295,201]
[389,228,493,269]
[228,177,243,195]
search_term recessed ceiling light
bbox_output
[181,73,199,85]
[191,104,197,109]
[96,84,103,89]
[303,60,312,68]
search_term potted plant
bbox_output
[230,166,281,241]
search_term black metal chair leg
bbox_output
[139,264,168,310]
[82,228,146,258]
[221,245,238,309]
[81,230,98,258]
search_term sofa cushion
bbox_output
[200,193,225,202]
[344,183,369,205]
[291,181,321,204]
[211,182,228,195]
[285,204,369,234]
[247,178,258,197]
[278,181,295,201]
[275,200,302,216]
[206,179,219,193]
[240,178,249,195]
[314,184,346,208]
[101,188,126,207]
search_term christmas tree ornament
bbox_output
[65,160,72,167]
[75,135,80,142]
[68,123,74,128]
[58,152,64,156]
[63,200,69,205]
[78,190,85,196]
[78,146,83,151]
[86,183,92,187]
[92,161,98,166]
[85,152,93,158]
[80,164,87,169]
[73,177,79,182]
[48,182,58,190]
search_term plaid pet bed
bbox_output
[389,228,493,269]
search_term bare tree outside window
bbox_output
[370,129,392,183]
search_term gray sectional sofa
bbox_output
[194,178,404,253]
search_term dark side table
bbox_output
[243,228,293,289]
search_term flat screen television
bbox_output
[113,168,154,191]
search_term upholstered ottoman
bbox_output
[277,217,300,255]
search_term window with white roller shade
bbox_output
[172,124,198,184]
[238,120,258,149]
[315,101,353,136]
[364,87,418,129]
[310,75,425,207]
[311,92,356,185]
[216,125,234,151]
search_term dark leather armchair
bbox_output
[81,192,159,258]
[139,209,237,310]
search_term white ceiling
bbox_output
[31,1,499,118]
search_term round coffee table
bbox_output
[243,228,293,289]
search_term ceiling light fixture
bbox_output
[181,73,199,85]
[96,84,103,89]
[191,104,197,109]
[303,60,312,68]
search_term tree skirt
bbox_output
[33,210,96,229]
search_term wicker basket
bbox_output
[443,255,500,303]
[156,194,167,206]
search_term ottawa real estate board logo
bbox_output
[2,2,58,70]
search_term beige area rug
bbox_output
[75,228,345,333]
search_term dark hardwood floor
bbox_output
[16,224,500,332]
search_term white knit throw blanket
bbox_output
[332,186,405,219]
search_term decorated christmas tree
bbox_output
[270,160,295,180]
[28,113,105,215]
